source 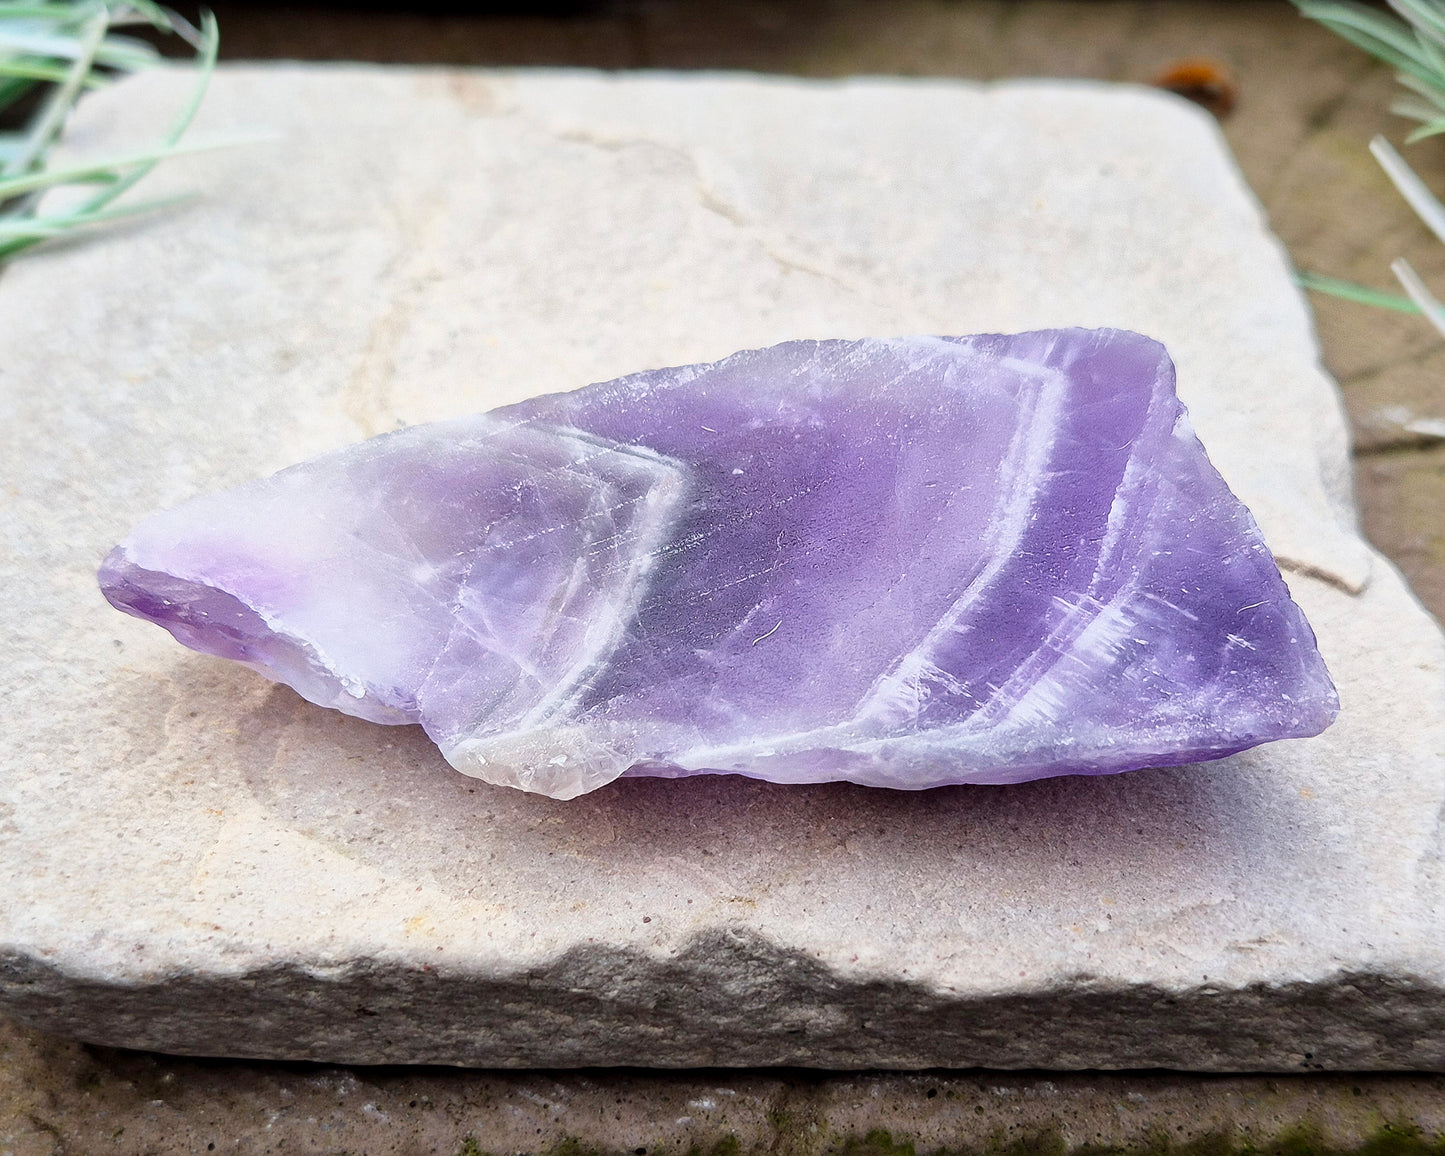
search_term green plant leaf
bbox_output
[3,8,108,178]
[1393,69,1445,110]
[0,26,156,68]
[0,59,107,85]
[1301,0,1445,342]
[1371,133,1445,244]
[1405,117,1445,139]
[1294,269,1424,313]
[1391,256,1445,336]
[1391,0,1445,43]
[0,190,190,237]
[70,9,220,218]
[1293,0,1445,102]
[0,132,249,201]
[1391,95,1442,121]
[1296,0,1445,142]
[0,3,101,18]
[0,3,235,262]
[1297,0,1433,66]
[1416,22,1445,74]
[0,73,38,112]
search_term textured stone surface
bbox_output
[101,331,1338,799]
[5,1018,1445,1156]
[1,64,1442,1068]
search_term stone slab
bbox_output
[1,64,1442,1069]
[6,1016,1445,1156]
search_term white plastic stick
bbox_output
[1372,134,1445,246]
[1391,256,1445,338]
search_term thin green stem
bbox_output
[0,1,231,262]
[0,190,189,237]
[0,60,107,85]
[2,7,106,178]
[1296,0,1445,129]
[1390,257,1445,335]
[1371,134,1445,245]
[0,134,242,201]
[1295,269,1425,313]
[74,8,217,217]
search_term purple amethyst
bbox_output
[99,330,1339,798]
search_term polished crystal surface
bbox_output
[99,330,1339,798]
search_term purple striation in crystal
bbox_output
[99,330,1339,798]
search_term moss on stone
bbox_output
[839,1129,919,1156]
[454,1116,1444,1156]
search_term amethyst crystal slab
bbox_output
[99,329,1338,799]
